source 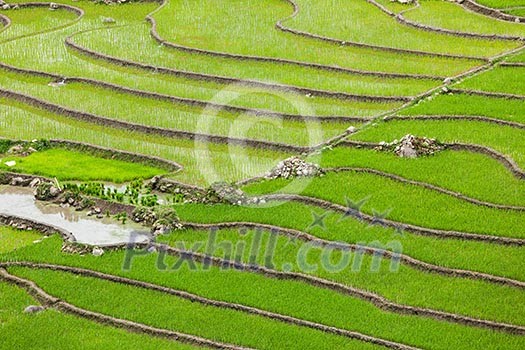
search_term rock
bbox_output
[101,17,116,24]
[266,157,322,180]
[48,80,66,88]
[8,144,24,154]
[4,161,16,167]
[2,4,10,10]
[49,3,59,10]
[397,144,418,158]
[49,186,61,197]
[24,305,45,314]
[9,177,26,186]
[152,223,170,236]
[209,182,250,205]
[375,134,444,158]
[61,242,90,255]
[92,247,104,256]
[29,178,41,188]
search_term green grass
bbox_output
[3,239,524,350]
[0,101,290,186]
[8,266,381,350]
[285,0,519,55]
[0,0,524,348]
[0,72,350,147]
[402,0,525,38]
[506,7,525,15]
[457,66,525,95]
[0,226,40,253]
[310,146,525,206]
[0,281,203,350]
[73,23,446,92]
[242,171,525,238]
[0,7,78,43]
[175,201,525,281]
[0,3,405,116]
[155,226,525,324]
[152,0,499,70]
[0,148,166,183]
[476,0,525,9]
[351,118,525,169]
[401,92,525,123]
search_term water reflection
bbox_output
[0,186,150,246]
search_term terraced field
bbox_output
[0,0,524,349]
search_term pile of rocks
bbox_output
[132,206,157,224]
[376,134,444,158]
[206,182,265,206]
[0,1,18,10]
[35,182,62,201]
[265,157,323,180]
[208,182,250,205]
[132,206,182,236]
[7,143,37,157]
[7,176,40,188]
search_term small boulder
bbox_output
[29,178,41,188]
[92,247,104,256]
[24,305,45,314]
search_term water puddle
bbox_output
[0,186,150,246]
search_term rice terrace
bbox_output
[0,0,525,348]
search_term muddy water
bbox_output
[0,186,150,246]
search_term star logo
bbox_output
[368,208,392,228]
[308,210,330,231]
[338,196,370,222]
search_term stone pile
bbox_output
[132,206,182,236]
[265,157,323,179]
[35,182,62,201]
[209,182,249,205]
[376,134,444,158]
[7,143,37,157]
[207,182,265,206]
